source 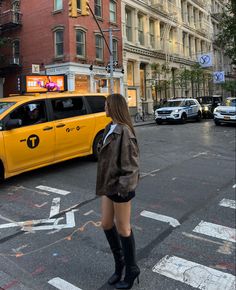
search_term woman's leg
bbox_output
[101,196,114,230]
[113,201,131,236]
[114,201,140,289]
[101,196,125,285]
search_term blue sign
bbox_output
[198,53,213,68]
[213,71,225,83]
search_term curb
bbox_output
[133,120,156,127]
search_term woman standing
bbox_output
[96,94,140,289]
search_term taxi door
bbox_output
[2,100,55,173]
[51,97,95,161]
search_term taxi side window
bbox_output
[85,96,106,113]
[52,97,87,120]
[9,101,47,127]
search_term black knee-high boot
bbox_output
[104,225,125,285]
[115,230,140,289]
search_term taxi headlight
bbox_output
[203,106,209,111]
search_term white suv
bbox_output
[155,98,202,124]
[213,97,236,125]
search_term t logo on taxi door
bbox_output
[27,134,40,149]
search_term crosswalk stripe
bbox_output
[36,185,70,195]
[193,221,236,243]
[48,277,82,290]
[153,255,236,290]
[140,210,180,227]
[219,199,236,209]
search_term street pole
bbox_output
[102,27,120,94]
[109,28,114,94]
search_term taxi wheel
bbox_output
[92,132,104,161]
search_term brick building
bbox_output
[0,0,123,98]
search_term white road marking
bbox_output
[0,218,57,229]
[83,210,94,216]
[152,255,236,290]
[233,184,236,189]
[193,221,236,243]
[49,198,61,218]
[219,199,236,210]
[140,210,180,227]
[192,151,208,158]
[48,277,82,290]
[36,185,70,196]
[182,232,235,255]
[140,168,160,178]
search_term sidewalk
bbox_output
[133,118,156,127]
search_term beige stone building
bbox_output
[121,0,232,114]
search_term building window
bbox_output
[127,61,134,86]
[13,40,20,58]
[112,39,118,62]
[54,0,63,11]
[54,30,64,57]
[138,14,144,45]
[76,30,85,57]
[77,0,81,9]
[95,35,103,60]
[95,0,102,17]
[110,0,116,23]
[149,20,155,48]
[126,8,132,42]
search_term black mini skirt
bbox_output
[107,191,135,203]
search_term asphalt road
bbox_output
[0,120,235,290]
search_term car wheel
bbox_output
[214,119,221,126]
[156,119,162,125]
[92,132,103,160]
[196,111,202,122]
[180,113,187,124]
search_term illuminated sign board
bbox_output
[19,75,67,93]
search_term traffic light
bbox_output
[81,0,90,16]
[68,0,77,17]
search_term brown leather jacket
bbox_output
[96,123,139,197]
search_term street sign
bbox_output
[32,64,40,74]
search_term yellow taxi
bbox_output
[0,92,111,181]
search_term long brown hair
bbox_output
[106,93,135,136]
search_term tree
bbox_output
[215,0,236,64]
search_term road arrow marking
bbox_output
[36,185,70,196]
[140,210,180,227]
[0,199,75,232]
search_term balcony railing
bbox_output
[0,9,22,30]
[0,55,22,69]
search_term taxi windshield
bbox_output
[0,102,16,114]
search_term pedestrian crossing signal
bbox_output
[68,0,77,17]
[81,0,90,16]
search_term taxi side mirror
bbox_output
[5,119,22,130]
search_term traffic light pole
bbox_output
[88,4,119,94]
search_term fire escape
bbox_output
[0,0,22,70]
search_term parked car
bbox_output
[0,93,110,181]
[154,98,202,124]
[213,97,236,126]
[196,95,222,118]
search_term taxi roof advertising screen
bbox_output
[23,75,66,93]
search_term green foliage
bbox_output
[215,1,236,63]
[221,80,236,95]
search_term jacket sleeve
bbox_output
[118,128,140,196]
